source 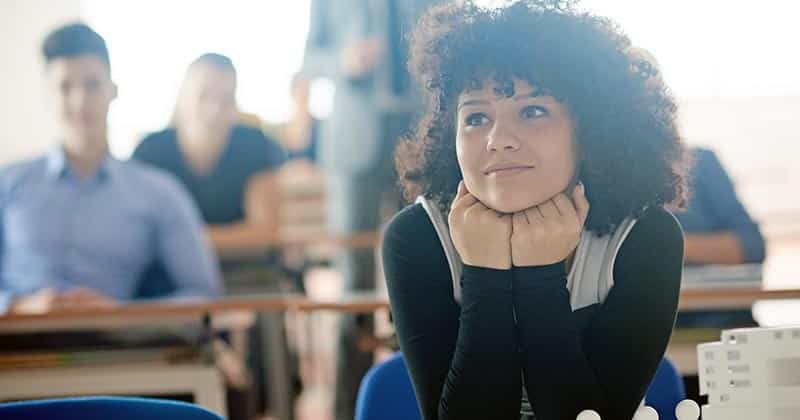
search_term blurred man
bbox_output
[302,1,440,418]
[0,23,221,315]
[629,47,765,331]
[628,47,766,266]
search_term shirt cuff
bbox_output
[0,291,15,315]
[733,223,766,264]
[513,261,567,291]
[461,265,513,294]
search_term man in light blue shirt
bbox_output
[0,23,222,314]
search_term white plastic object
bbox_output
[632,406,659,420]
[674,399,700,420]
[575,410,602,420]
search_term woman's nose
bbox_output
[486,120,521,152]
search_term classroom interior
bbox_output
[2,1,800,419]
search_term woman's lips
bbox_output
[485,165,535,178]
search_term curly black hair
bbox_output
[396,0,688,235]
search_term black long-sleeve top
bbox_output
[382,204,683,420]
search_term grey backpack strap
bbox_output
[416,196,463,303]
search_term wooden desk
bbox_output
[0,292,390,333]
[9,283,798,331]
[678,286,800,311]
[0,292,391,420]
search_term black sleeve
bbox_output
[512,207,683,420]
[383,204,522,420]
[132,132,166,166]
[236,126,287,173]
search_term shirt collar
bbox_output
[45,146,115,182]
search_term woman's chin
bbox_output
[483,197,548,214]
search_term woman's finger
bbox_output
[451,182,478,212]
[512,212,528,231]
[538,199,561,218]
[456,181,467,198]
[524,207,543,225]
[552,193,578,222]
[573,182,590,226]
[453,192,479,212]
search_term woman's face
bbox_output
[176,63,237,138]
[456,78,578,213]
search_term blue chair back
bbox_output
[355,353,684,420]
[645,358,686,420]
[355,353,422,420]
[0,396,222,420]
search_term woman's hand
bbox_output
[510,183,589,267]
[448,182,513,270]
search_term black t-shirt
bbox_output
[382,204,683,420]
[133,125,286,225]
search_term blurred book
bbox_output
[0,346,202,370]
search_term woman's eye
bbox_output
[520,105,548,119]
[464,112,489,127]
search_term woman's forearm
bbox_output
[512,263,607,420]
[436,265,522,419]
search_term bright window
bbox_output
[83,0,312,158]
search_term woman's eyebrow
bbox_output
[513,90,545,101]
[457,98,489,110]
[457,89,548,109]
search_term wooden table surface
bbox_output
[4,284,800,331]
[0,292,390,334]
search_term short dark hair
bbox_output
[190,53,237,77]
[397,0,689,235]
[42,22,110,71]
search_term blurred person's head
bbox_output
[42,22,117,153]
[396,0,688,234]
[174,53,238,143]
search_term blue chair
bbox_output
[356,353,685,420]
[355,353,422,420]
[645,358,686,420]
[0,396,222,420]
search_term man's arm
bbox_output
[155,178,223,299]
[0,184,10,313]
[687,149,766,264]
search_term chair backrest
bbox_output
[0,396,222,420]
[645,358,686,420]
[355,354,684,420]
[355,353,422,420]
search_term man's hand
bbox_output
[52,287,117,310]
[341,38,384,79]
[9,288,57,315]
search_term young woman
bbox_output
[134,53,286,254]
[382,1,689,419]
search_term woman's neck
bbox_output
[177,127,229,175]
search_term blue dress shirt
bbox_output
[676,148,766,264]
[0,148,222,313]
